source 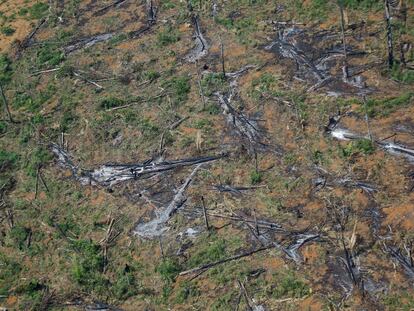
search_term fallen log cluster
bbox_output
[264,26,368,94]
[51,143,225,187]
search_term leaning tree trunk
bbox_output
[384,0,394,68]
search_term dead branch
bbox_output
[0,83,13,123]
[179,245,272,276]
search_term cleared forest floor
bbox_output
[0,0,414,310]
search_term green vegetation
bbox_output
[391,63,414,84]
[1,25,15,36]
[36,44,65,67]
[250,170,263,184]
[341,138,376,157]
[71,239,107,293]
[0,54,13,84]
[267,272,310,299]
[174,281,200,303]
[187,238,226,268]
[0,150,19,170]
[0,254,21,296]
[8,225,30,250]
[162,76,191,106]
[201,73,227,97]
[100,97,125,109]
[360,92,414,117]
[157,25,180,46]
[29,2,49,19]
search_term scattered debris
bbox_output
[264,26,368,94]
[384,243,414,279]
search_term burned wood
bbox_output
[212,184,264,195]
[179,245,272,276]
[327,121,414,163]
[186,15,209,62]
[17,17,48,54]
[201,196,210,231]
[282,234,320,263]
[215,89,266,154]
[146,0,157,26]
[384,243,414,279]
[93,0,129,16]
[133,164,203,239]
[51,143,225,187]
[384,0,394,68]
[206,212,284,232]
[313,171,377,194]
[64,33,115,54]
[0,83,13,123]
[264,26,367,94]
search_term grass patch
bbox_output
[267,272,310,299]
[187,237,227,268]
[100,97,125,110]
[0,150,19,171]
[1,25,15,36]
[157,25,180,46]
[360,92,413,117]
[162,76,191,106]
[0,54,13,84]
[341,138,375,157]
[250,170,263,184]
[29,2,49,19]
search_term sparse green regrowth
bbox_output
[0,254,21,296]
[187,237,226,268]
[157,25,180,46]
[157,258,182,283]
[250,73,277,99]
[383,293,414,311]
[162,76,191,106]
[201,73,227,97]
[341,0,382,10]
[25,146,53,177]
[174,281,200,304]
[250,170,263,184]
[1,25,15,36]
[29,2,49,19]
[36,44,65,67]
[71,239,107,294]
[8,225,30,250]
[111,266,140,300]
[341,138,375,157]
[0,150,19,170]
[360,92,414,117]
[390,63,414,84]
[0,54,13,84]
[267,272,310,299]
[0,121,7,134]
[100,97,125,110]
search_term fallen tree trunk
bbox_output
[133,164,202,239]
[185,14,209,62]
[179,245,272,276]
[51,143,225,187]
